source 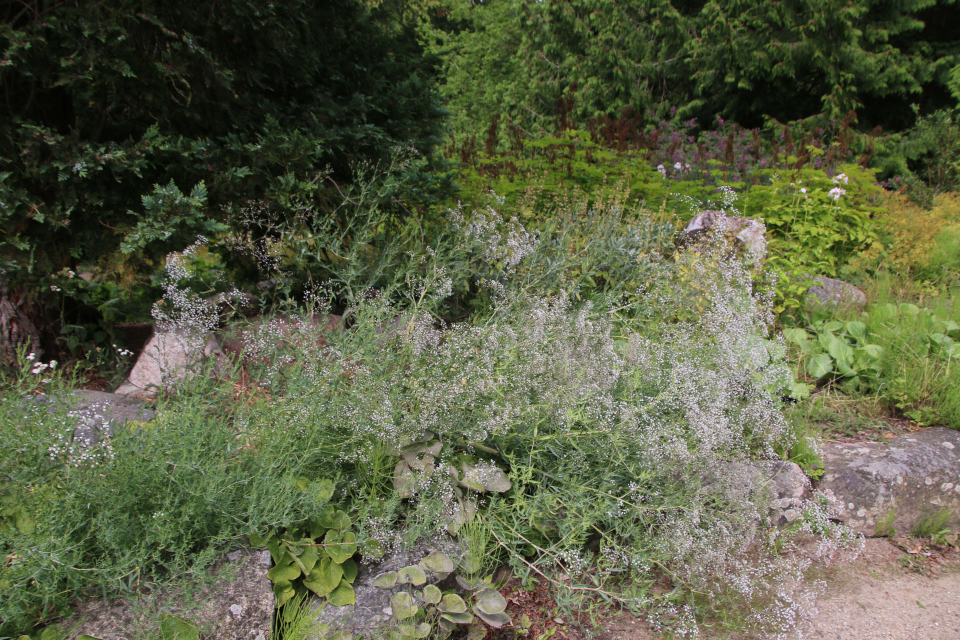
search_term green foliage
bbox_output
[256,505,359,608]
[788,290,960,429]
[899,108,960,205]
[869,301,960,427]
[0,0,447,326]
[0,369,349,635]
[425,0,959,141]
[687,0,957,127]
[745,164,882,278]
[912,508,954,539]
[784,318,884,392]
[371,550,510,638]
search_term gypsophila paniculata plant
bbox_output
[1,177,862,637]
[207,185,861,638]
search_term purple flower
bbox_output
[828,187,846,201]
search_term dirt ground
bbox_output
[582,538,960,640]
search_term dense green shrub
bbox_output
[424,0,960,140]
[0,0,447,325]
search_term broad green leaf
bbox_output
[372,571,398,589]
[438,617,458,632]
[160,613,200,640]
[447,499,476,535]
[341,557,358,583]
[473,587,506,615]
[267,558,301,584]
[781,327,810,347]
[437,593,467,613]
[419,550,455,579]
[473,608,510,628]
[835,358,857,378]
[248,532,272,547]
[789,381,811,401]
[324,529,357,564]
[40,628,67,640]
[303,557,343,597]
[840,376,862,393]
[314,478,335,503]
[822,320,844,333]
[466,623,487,639]
[267,536,283,565]
[458,553,482,575]
[317,509,350,530]
[821,334,853,365]
[397,564,427,586]
[273,580,296,607]
[328,579,356,607]
[394,460,415,498]
[398,621,432,638]
[440,611,474,625]
[455,575,482,591]
[422,584,443,604]
[460,462,511,493]
[293,545,320,576]
[860,344,883,359]
[930,332,948,346]
[391,591,419,620]
[845,321,867,342]
[899,303,920,316]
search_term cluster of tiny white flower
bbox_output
[112,344,134,358]
[223,193,860,636]
[448,200,539,271]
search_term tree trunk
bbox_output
[0,281,42,366]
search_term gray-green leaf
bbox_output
[397,564,427,586]
[419,550,455,579]
[391,592,419,620]
[421,584,443,605]
[473,587,506,615]
[372,571,398,589]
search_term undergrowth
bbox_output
[0,186,869,639]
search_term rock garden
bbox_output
[2,3,960,638]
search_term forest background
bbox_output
[2,0,960,638]
[2,0,959,333]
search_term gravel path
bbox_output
[793,538,960,640]
[592,539,960,640]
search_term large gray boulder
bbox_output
[56,390,156,447]
[680,209,767,261]
[755,461,813,527]
[805,275,868,309]
[707,461,812,528]
[817,428,960,537]
[59,547,274,640]
[26,390,156,447]
[115,329,223,398]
